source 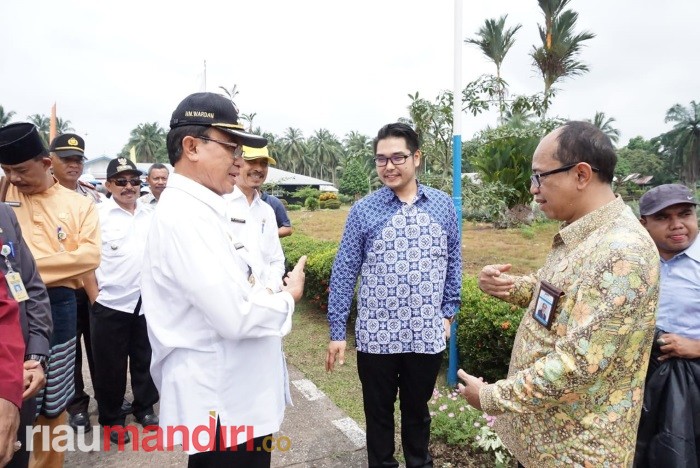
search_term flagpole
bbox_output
[49,102,57,143]
[448,0,463,388]
[203,60,207,91]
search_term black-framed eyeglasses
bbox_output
[530,163,599,188]
[112,178,141,187]
[374,153,413,167]
[197,136,243,158]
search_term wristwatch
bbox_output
[24,354,49,373]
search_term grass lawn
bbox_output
[283,207,560,429]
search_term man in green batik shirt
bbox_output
[459,121,660,467]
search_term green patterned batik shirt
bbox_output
[479,197,660,467]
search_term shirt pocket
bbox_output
[101,230,127,258]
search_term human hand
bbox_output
[325,341,347,372]
[657,333,700,361]
[478,264,515,298]
[0,397,20,466]
[444,318,452,340]
[457,369,486,410]
[22,360,46,400]
[281,256,307,302]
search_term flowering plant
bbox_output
[428,386,512,466]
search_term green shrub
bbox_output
[319,200,327,209]
[457,276,524,383]
[279,198,288,207]
[305,197,319,211]
[281,234,338,312]
[287,204,302,211]
[337,194,353,205]
[325,199,341,209]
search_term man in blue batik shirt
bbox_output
[326,123,461,468]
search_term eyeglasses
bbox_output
[374,153,413,167]
[530,163,599,188]
[112,178,142,187]
[198,136,243,158]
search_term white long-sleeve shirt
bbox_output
[141,173,294,454]
[224,186,286,292]
[95,198,153,312]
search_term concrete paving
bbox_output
[62,364,368,467]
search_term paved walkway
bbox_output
[63,365,368,467]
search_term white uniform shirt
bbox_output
[95,198,153,312]
[224,186,286,292]
[142,173,294,454]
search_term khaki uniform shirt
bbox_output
[7,181,101,289]
[479,197,660,467]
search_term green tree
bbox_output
[308,129,342,183]
[27,114,50,144]
[338,157,371,197]
[531,0,595,116]
[661,100,700,187]
[279,127,307,175]
[465,15,522,119]
[56,117,74,134]
[240,112,256,133]
[0,105,16,126]
[128,122,167,163]
[218,85,239,103]
[587,111,620,144]
[616,147,665,182]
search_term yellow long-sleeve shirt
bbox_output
[7,181,100,289]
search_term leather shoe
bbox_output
[120,399,133,416]
[137,412,159,428]
[108,427,131,445]
[69,412,92,433]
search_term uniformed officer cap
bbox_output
[50,133,86,160]
[0,122,47,165]
[169,92,267,148]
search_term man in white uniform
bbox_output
[224,146,285,292]
[142,92,306,468]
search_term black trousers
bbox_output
[357,351,443,468]
[67,288,95,415]
[188,419,271,468]
[90,300,158,426]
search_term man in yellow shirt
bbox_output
[0,122,100,468]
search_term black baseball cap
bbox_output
[0,122,47,165]
[639,184,698,216]
[106,157,142,179]
[169,92,267,148]
[50,133,86,159]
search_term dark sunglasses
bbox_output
[112,178,141,187]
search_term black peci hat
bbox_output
[0,122,47,165]
[106,157,143,179]
[50,133,86,159]
[169,92,267,148]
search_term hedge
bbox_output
[281,234,524,378]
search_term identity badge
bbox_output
[533,280,564,329]
[6,272,29,302]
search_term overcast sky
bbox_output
[1,0,698,158]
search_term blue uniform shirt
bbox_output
[657,235,700,339]
[328,183,461,354]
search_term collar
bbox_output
[376,180,426,204]
[166,173,227,217]
[556,196,627,247]
[667,234,700,263]
[102,196,148,216]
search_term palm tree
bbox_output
[0,105,16,126]
[662,101,700,187]
[308,129,343,183]
[218,85,239,103]
[343,131,373,160]
[56,117,74,134]
[465,15,522,119]
[587,111,620,144]
[128,122,167,163]
[240,112,257,133]
[27,114,50,144]
[531,0,595,116]
[279,127,307,174]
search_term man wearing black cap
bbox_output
[48,133,101,434]
[84,157,158,445]
[635,184,700,467]
[141,92,306,467]
[0,122,100,467]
